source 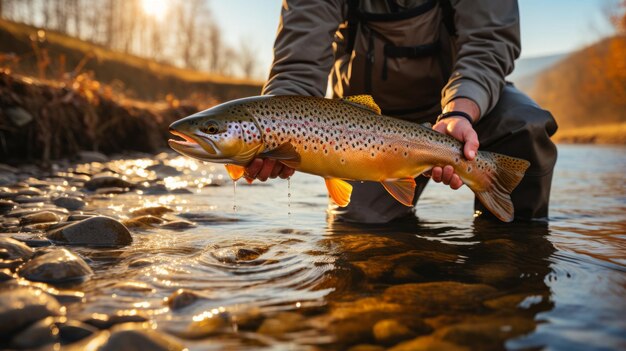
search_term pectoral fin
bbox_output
[225,164,245,181]
[259,142,301,168]
[381,178,416,207]
[324,178,353,207]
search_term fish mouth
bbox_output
[168,129,218,159]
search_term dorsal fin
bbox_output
[342,95,381,114]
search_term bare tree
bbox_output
[237,37,258,79]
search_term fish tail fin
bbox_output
[471,153,530,222]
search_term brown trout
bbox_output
[168,95,530,222]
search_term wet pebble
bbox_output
[53,196,86,210]
[128,258,153,268]
[0,237,35,260]
[95,186,129,195]
[0,287,64,337]
[0,200,16,214]
[18,248,93,283]
[130,205,174,217]
[68,323,186,351]
[78,151,109,163]
[165,312,232,339]
[13,195,49,203]
[84,175,133,190]
[372,318,429,345]
[19,211,61,225]
[123,215,164,229]
[16,187,43,196]
[67,214,96,221]
[10,316,60,349]
[146,163,181,176]
[83,313,149,330]
[10,233,53,247]
[57,319,98,343]
[160,220,196,230]
[211,247,264,264]
[47,216,132,246]
[0,268,15,281]
[388,336,467,351]
[257,312,307,336]
[164,289,206,310]
[434,316,535,350]
[347,345,385,351]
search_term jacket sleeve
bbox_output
[262,0,345,97]
[441,0,520,118]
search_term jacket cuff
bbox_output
[441,78,490,119]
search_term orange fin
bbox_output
[225,164,245,181]
[381,178,416,207]
[259,142,301,168]
[324,178,353,207]
[342,95,381,114]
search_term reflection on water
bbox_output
[6,145,625,350]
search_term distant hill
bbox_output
[0,19,261,101]
[529,36,626,130]
[508,53,568,92]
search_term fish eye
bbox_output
[201,122,220,135]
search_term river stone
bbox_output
[10,316,60,349]
[95,187,128,195]
[434,316,536,350]
[0,237,35,260]
[16,187,43,196]
[165,289,206,310]
[57,319,98,343]
[53,196,86,210]
[160,220,196,230]
[383,282,498,314]
[372,319,417,345]
[14,195,48,203]
[83,313,149,330]
[84,175,133,190]
[69,324,186,351]
[347,345,385,351]
[123,215,164,229]
[0,200,16,214]
[78,151,109,163]
[146,163,181,176]
[164,312,232,339]
[47,216,132,246]
[0,268,14,281]
[18,248,93,283]
[20,211,61,225]
[130,205,174,217]
[0,287,64,337]
[257,312,307,336]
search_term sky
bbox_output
[209,0,618,79]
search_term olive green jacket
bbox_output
[262,0,520,119]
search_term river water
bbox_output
[2,144,626,350]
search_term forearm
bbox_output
[262,0,345,97]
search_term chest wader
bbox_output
[328,0,558,223]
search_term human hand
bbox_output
[424,98,480,190]
[244,158,295,182]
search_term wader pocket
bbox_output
[347,0,450,116]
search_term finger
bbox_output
[281,167,296,179]
[270,163,283,179]
[245,158,263,178]
[431,166,443,182]
[442,165,454,185]
[256,159,276,181]
[450,174,463,190]
[462,128,480,160]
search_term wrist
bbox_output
[442,98,480,124]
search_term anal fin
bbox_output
[381,178,416,207]
[324,178,353,207]
[225,164,245,181]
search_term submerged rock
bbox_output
[47,216,132,246]
[372,319,419,345]
[57,319,98,343]
[83,313,149,330]
[10,316,60,349]
[0,237,35,260]
[164,289,207,310]
[0,287,64,337]
[70,323,186,351]
[257,312,307,336]
[53,196,86,210]
[388,336,468,351]
[78,151,109,163]
[0,200,16,214]
[160,220,196,230]
[123,215,164,229]
[18,248,93,283]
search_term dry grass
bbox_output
[552,123,626,144]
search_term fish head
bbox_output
[168,98,266,165]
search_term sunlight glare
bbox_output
[141,0,168,20]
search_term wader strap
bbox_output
[346,0,360,54]
[438,0,457,36]
[365,30,374,93]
